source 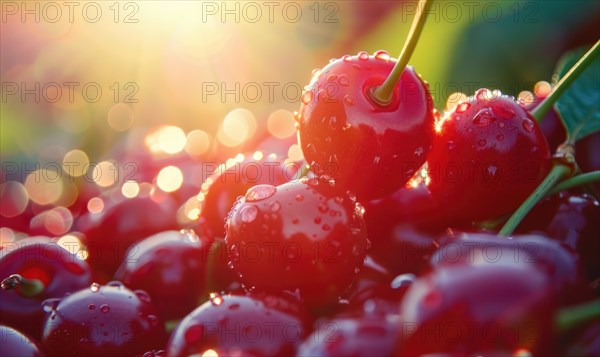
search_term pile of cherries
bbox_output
[2,48,599,357]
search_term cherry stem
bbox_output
[499,163,571,236]
[556,299,600,333]
[370,0,433,105]
[1,274,45,297]
[546,170,600,197]
[532,40,600,122]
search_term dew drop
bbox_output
[147,315,158,326]
[90,283,100,292]
[477,139,487,147]
[209,292,223,306]
[447,141,456,150]
[374,50,390,61]
[295,194,304,202]
[100,304,110,313]
[358,51,369,60]
[338,74,349,86]
[270,201,281,212]
[414,146,424,157]
[456,102,470,113]
[106,281,124,288]
[318,203,329,214]
[322,224,331,231]
[301,91,313,105]
[472,108,496,127]
[498,122,505,128]
[311,68,321,77]
[342,55,351,62]
[229,303,240,311]
[240,205,258,223]
[80,338,89,344]
[475,88,492,100]
[329,116,337,128]
[343,95,354,106]
[245,185,277,202]
[521,118,534,133]
[134,290,152,303]
[496,134,504,141]
[352,64,361,70]
[373,156,381,164]
[487,165,498,177]
[88,304,96,310]
[314,217,322,224]
[327,74,338,82]
[493,104,515,119]
[293,111,301,122]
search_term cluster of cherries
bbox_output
[1,48,599,357]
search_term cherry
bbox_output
[297,51,436,200]
[225,177,368,308]
[297,314,401,357]
[166,292,312,357]
[199,152,299,239]
[427,90,551,221]
[563,321,600,357]
[0,324,44,357]
[113,230,211,321]
[0,237,92,339]
[397,263,557,356]
[76,195,179,280]
[41,282,166,357]
[518,191,600,282]
[431,232,585,301]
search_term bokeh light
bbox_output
[57,234,89,260]
[217,108,257,147]
[121,180,140,198]
[87,197,105,214]
[62,149,90,177]
[185,129,212,157]
[146,126,187,154]
[24,168,64,205]
[0,181,29,218]
[267,109,296,139]
[93,161,119,188]
[156,166,183,192]
[107,103,135,131]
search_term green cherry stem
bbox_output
[532,40,600,122]
[499,163,571,236]
[556,299,600,333]
[370,0,433,105]
[1,274,45,297]
[546,170,600,197]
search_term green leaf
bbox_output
[554,46,600,143]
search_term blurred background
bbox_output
[1,0,599,236]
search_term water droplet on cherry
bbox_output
[245,185,277,202]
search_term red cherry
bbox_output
[166,292,312,357]
[225,177,368,308]
[0,324,44,357]
[0,237,92,339]
[398,263,556,356]
[41,282,166,357]
[297,314,401,357]
[76,195,179,280]
[114,230,211,320]
[297,52,436,200]
[200,152,299,239]
[518,191,600,282]
[427,90,551,221]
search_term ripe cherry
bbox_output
[76,195,179,280]
[297,314,401,357]
[166,292,312,357]
[0,324,44,357]
[199,152,299,239]
[0,237,92,339]
[41,282,166,357]
[225,177,368,308]
[427,90,551,221]
[297,51,436,200]
[518,191,600,282]
[114,230,211,320]
[398,263,556,356]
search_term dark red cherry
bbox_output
[297,314,401,357]
[114,230,211,320]
[166,292,312,357]
[297,52,436,200]
[0,324,44,357]
[427,89,551,221]
[41,282,166,357]
[0,237,92,339]
[76,195,179,280]
[398,263,556,356]
[431,232,585,301]
[199,152,299,239]
[225,177,368,308]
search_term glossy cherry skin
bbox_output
[200,152,299,239]
[431,232,585,301]
[427,90,551,221]
[397,263,556,356]
[297,314,401,357]
[0,324,44,357]
[297,51,436,200]
[166,292,312,357]
[114,230,211,320]
[76,195,179,280]
[41,282,166,357]
[225,177,368,308]
[518,191,600,282]
[0,237,92,339]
